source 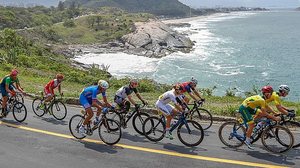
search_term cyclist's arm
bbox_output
[135,92,146,104]
[58,84,62,95]
[187,92,198,101]
[260,107,280,121]
[102,94,112,107]
[192,88,203,100]
[276,104,289,115]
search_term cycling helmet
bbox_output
[130,79,138,86]
[98,80,109,89]
[279,85,290,94]
[56,73,64,80]
[10,69,19,76]
[261,85,273,93]
[190,77,198,85]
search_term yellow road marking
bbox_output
[0,121,289,168]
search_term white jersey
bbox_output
[158,90,177,105]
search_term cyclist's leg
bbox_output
[239,105,256,149]
[0,85,8,116]
[43,88,54,103]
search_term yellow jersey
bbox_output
[265,92,281,106]
[242,95,266,109]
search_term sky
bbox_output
[179,0,300,8]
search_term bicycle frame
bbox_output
[161,112,192,134]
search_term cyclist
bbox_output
[238,85,280,149]
[40,73,64,109]
[155,84,184,140]
[0,69,25,117]
[78,80,112,135]
[265,85,294,115]
[114,79,148,115]
[179,77,205,104]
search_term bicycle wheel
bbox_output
[190,108,213,130]
[12,102,27,122]
[32,98,46,117]
[143,116,165,142]
[261,125,294,153]
[281,121,300,148]
[98,118,121,145]
[132,112,150,135]
[15,93,24,103]
[51,101,67,120]
[177,120,204,147]
[69,114,86,139]
[106,111,122,125]
[218,121,246,148]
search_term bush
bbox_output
[63,19,76,28]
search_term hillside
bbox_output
[64,0,191,17]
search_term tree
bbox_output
[58,1,65,11]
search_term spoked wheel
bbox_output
[261,125,294,153]
[132,112,150,135]
[190,108,213,130]
[32,98,46,117]
[12,102,27,122]
[143,116,165,142]
[281,121,300,148]
[51,101,67,120]
[177,120,204,147]
[218,121,246,148]
[69,114,86,139]
[98,118,121,145]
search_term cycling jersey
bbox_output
[79,85,106,109]
[0,75,19,96]
[44,79,61,95]
[265,92,281,106]
[179,82,195,93]
[157,90,178,105]
[114,85,138,105]
[239,95,266,124]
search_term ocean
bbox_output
[74,10,300,101]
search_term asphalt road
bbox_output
[0,99,299,168]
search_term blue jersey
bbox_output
[80,85,106,100]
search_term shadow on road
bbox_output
[121,131,148,143]
[247,150,296,166]
[1,118,28,126]
[163,143,207,154]
[36,116,67,125]
[76,139,119,154]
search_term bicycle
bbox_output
[0,93,27,122]
[107,104,150,135]
[142,111,204,147]
[184,100,213,130]
[218,114,294,153]
[250,111,300,148]
[69,108,122,145]
[32,93,67,120]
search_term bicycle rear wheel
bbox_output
[51,101,67,120]
[143,116,165,142]
[69,114,86,139]
[98,118,121,145]
[12,102,27,122]
[281,121,300,148]
[132,112,150,135]
[218,121,246,148]
[177,120,204,147]
[261,125,294,153]
[32,98,46,117]
[190,108,213,130]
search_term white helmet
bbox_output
[191,77,198,85]
[98,80,109,89]
[279,85,290,94]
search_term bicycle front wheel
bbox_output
[261,125,294,153]
[143,116,165,142]
[132,112,150,135]
[12,102,27,122]
[190,108,213,130]
[69,114,86,139]
[51,101,67,120]
[98,119,121,145]
[218,121,246,148]
[32,98,46,117]
[281,121,300,148]
[177,120,204,147]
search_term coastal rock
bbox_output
[121,19,194,58]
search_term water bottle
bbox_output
[171,119,178,127]
[126,111,133,118]
[253,122,263,133]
